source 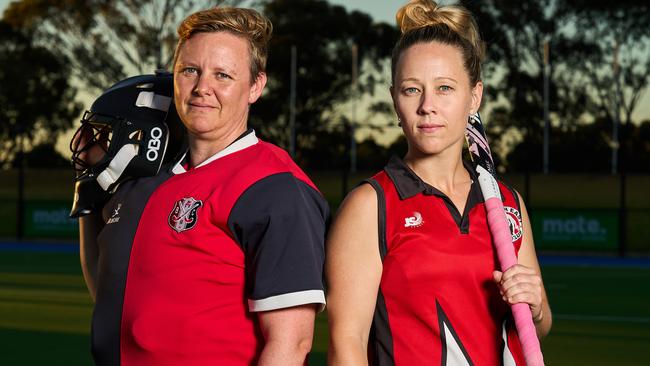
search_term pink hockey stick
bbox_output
[466,113,544,366]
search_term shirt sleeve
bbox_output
[227,172,329,312]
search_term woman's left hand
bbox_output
[493,264,544,323]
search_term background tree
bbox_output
[463,0,650,173]
[0,20,82,168]
[251,0,398,168]
[565,0,650,128]
[462,0,565,172]
[4,0,241,93]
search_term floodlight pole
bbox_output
[611,42,620,175]
[350,43,358,174]
[613,40,627,256]
[16,130,25,241]
[289,45,297,158]
[543,37,550,174]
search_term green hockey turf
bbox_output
[0,250,648,365]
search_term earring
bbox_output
[397,117,402,127]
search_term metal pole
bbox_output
[613,40,626,256]
[543,37,550,174]
[619,146,627,257]
[342,121,350,198]
[611,41,619,175]
[289,45,297,158]
[17,132,25,241]
[350,43,358,174]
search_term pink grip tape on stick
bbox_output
[484,197,544,366]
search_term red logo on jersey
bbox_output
[168,197,203,233]
[503,206,523,242]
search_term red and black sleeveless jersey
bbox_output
[366,156,525,366]
[92,130,328,366]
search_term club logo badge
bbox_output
[404,211,424,228]
[504,206,523,242]
[168,197,203,233]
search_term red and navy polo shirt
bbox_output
[365,156,525,366]
[92,130,328,366]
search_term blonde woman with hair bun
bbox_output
[326,1,551,365]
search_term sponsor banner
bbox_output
[25,201,78,238]
[531,209,618,251]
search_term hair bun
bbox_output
[395,0,484,62]
[396,0,441,34]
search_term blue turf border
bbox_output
[539,255,650,268]
[0,241,78,253]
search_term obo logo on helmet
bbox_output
[147,127,163,162]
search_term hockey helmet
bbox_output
[69,71,186,218]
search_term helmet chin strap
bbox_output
[96,143,140,191]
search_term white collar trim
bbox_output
[172,131,259,174]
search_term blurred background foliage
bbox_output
[0,0,648,173]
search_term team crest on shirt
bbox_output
[404,211,424,228]
[503,206,523,242]
[168,197,203,233]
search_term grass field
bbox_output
[1,249,649,365]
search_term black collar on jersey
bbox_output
[233,128,255,143]
[384,155,482,204]
[384,155,484,233]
